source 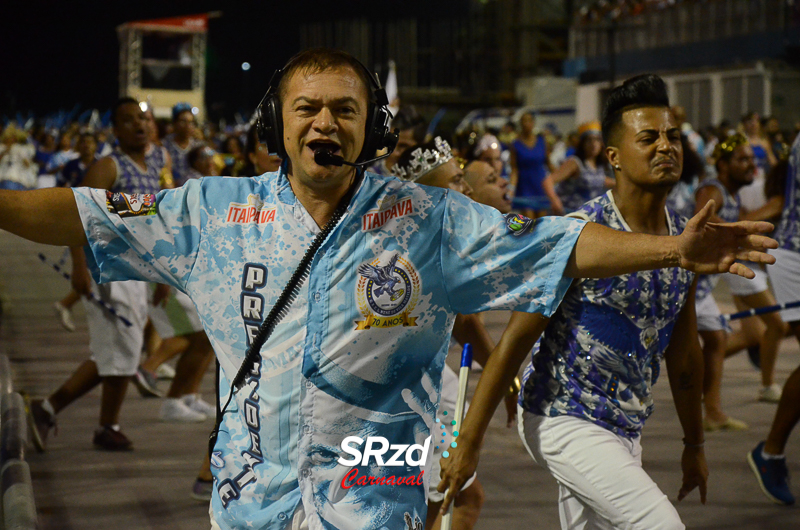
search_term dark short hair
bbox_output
[277,48,374,106]
[601,74,670,146]
[77,131,96,143]
[187,145,211,170]
[392,106,427,143]
[112,97,140,127]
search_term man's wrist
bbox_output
[665,235,682,268]
[682,437,705,448]
[456,429,481,448]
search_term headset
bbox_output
[253,53,399,166]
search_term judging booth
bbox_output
[117,14,209,120]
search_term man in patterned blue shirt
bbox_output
[439,75,768,530]
[0,53,777,530]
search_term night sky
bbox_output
[0,1,464,120]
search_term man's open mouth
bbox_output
[307,139,341,155]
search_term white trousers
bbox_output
[84,279,148,376]
[518,407,684,530]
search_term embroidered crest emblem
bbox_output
[106,191,157,217]
[504,213,533,236]
[355,253,421,330]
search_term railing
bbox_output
[0,354,38,530]
[570,0,796,59]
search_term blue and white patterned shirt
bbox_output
[555,156,609,213]
[108,148,162,195]
[666,175,699,219]
[520,191,694,438]
[775,134,800,253]
[73,168,584,530]
[163,134,204,187]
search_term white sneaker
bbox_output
[760,384,782,403]
[53,302,75,332]
[160,398,207,422]
[155,364,176,380]
[182,394,215,417]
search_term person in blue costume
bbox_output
[0,52,777,530]
[438,74,778,530]
[510,112,561,217]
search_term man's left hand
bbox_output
[678,200,777,278]
[677,446,708,504]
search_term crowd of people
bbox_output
[1,48,799,529]
[573,0,800,26]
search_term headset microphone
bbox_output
[313,149,351,167]
[313,142,397,169]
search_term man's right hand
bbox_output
[71,263,92,297]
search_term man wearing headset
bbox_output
[0,49,779,529]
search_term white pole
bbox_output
[441,343,473,530]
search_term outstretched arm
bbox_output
[0,188,86,246]
[565,200,777,279]
[437,311,550,513]
[0,156,117,247]
[664,279,708,504]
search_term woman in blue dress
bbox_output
[510,112,560,217]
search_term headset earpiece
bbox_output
[256,69,286,159]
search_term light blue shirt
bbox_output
[73,168,584,530]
